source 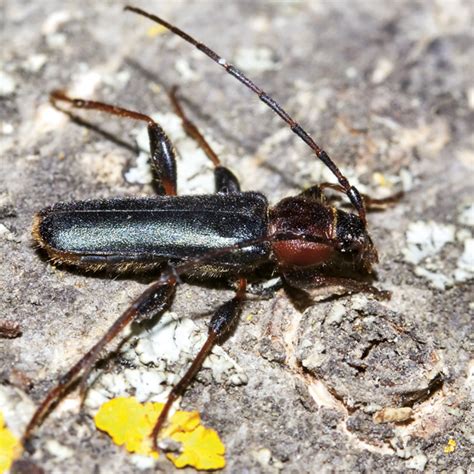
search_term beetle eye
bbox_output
[336,211,366,252]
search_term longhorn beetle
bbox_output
[23,6,396,454]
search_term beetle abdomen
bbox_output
[33,192,270,273]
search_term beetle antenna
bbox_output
[124,5,367,225]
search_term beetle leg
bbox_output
[364,192,403,208]
[297,185,327,202]
[50,90,178,195]
[22,280,176,450]
[168,86,241,194]
[284,272,390,300]
[146,123,177,195]
[318,182,403,210]
[150,278,246,451]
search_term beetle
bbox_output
[22,5,396,454]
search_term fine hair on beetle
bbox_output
[21,5,399,458]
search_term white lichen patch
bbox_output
[85,311,247,411]
[458,203,474,227]
[432,0,473,34]
[129,454,157,470]
[468,87,474,110]
[0,385,36,438]
[174,58,199,82]
[1,122,14,135]
[204,346,248,385]
[405,453,428,471]
[85,368,168,409]
[403,221,455,265]
[44,439,74,460]
[234,47,280,73]
[404,220,474,289]
[350,293,371,311]
[0,223,15,242]
[324,302,346,326]
[454,238,474,282]
[125,111,216,194]
[69,70,103,98]
[40,10,73,49]
[134,312,195,366]
[41,10,72,35]
[0,71,17,97]
[133,312,246,385]
[124,149,154,185]
[371,58,394,84]
[403,220,455,289]
[102,69,131,90]
[34,103,69,134]
[345,66,358,79]
[251,447,272,467]
[413,267,453,290]
[22,53,47,73]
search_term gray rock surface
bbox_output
[1,1,472,473]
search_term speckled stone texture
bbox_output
[1,1,472,473]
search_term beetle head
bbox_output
[334,210,378,271]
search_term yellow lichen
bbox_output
[146,25,167,37]
[164,410,200,436]
[94,397,160,458]
[373,171,390,188]
[0,411,21,473]
[94,397,226,470]
[443,438,457,454]
[167,425,226,470]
